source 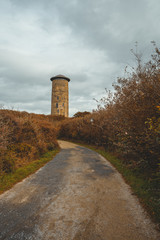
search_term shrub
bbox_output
[0,150,16,173]
[59,45,160,173]
[0,109,59,175]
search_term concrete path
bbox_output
[0,141,159,240]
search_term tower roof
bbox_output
[50,74,70,82]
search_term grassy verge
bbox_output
[0,149,60,194]
[69,140,160,228]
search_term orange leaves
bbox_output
[59,45,160,171]
[0,109,59,174]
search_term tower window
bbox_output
[57,109,59,113]
[62,103,64,107]
[57,96,59,100]
[56,103,58,108]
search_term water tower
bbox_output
[50,74,70,117]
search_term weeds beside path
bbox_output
[0,140,159,239]
[66,140,160,230]
[0,149,59,194]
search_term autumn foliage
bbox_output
[59,46,160,172]
[0,110,61,174]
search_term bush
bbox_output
[59,45,160,174]
[0,150,16,173]
[0,109,59,175]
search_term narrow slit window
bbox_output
[56,103,58,108]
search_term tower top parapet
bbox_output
[50,74,70,82]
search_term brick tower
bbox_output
[50,74,70,117]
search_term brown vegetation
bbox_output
[0,110,63,175]
[59,45,160,223]
[59,45,160,175]
[73,111,90,118]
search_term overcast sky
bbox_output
[0,0,160,116]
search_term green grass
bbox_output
[0,149,60,194]
[72,141,160,229]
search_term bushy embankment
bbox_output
[60,47,160,172]
[59,46,160,224]
[0,110,64,175]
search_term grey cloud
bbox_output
[0,0,160,116]
[52,0,160,61]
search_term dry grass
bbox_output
[0,109,64,175]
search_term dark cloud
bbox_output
[0,0,160,116]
